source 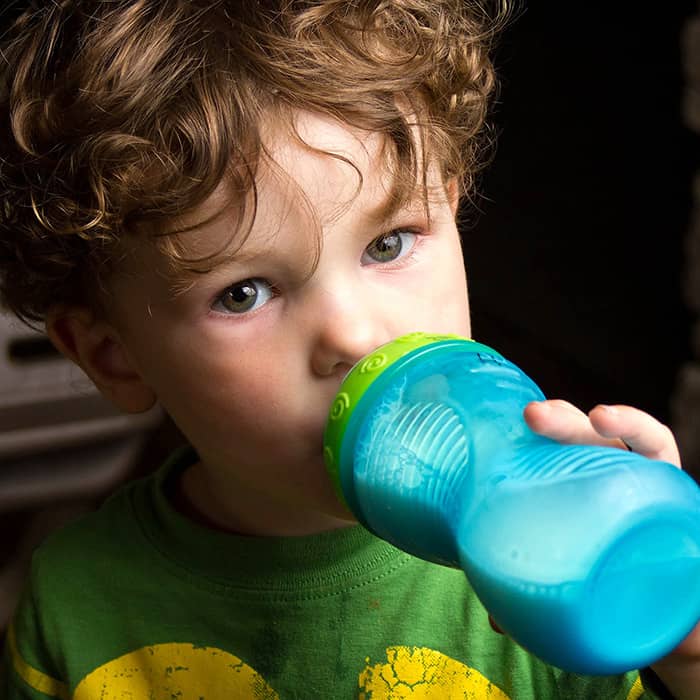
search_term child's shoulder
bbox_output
[31,447,193,585]
[40,482,139,552]
[31,477,148,581]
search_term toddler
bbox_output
[0,1,695,697]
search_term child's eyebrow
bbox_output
[366,194,433,229]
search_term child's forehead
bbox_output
[273,110,381,164]
[263,111,389,205]
[261,109,443,220]
[169,111,391,232]
[178,112,424,222]
[121,111,444,285]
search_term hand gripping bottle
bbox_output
[323,333,700,674]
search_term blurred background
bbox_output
[463,3,698,455]
[0,2,698,643]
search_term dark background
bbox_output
[462,3,698,424]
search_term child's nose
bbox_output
[309,291,391,378]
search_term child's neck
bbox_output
[171,460,355,537]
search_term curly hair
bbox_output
[0,0,511,325]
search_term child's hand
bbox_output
[523,399,680,466]
[525,399,700,698]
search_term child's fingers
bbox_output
[524,400,682,468]
[523,400,623,450]
[587,404,681,467]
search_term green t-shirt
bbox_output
[3,448,662,699]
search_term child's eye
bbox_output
[362,229,418,265]
[211,278,274,315]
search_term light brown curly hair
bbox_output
[0,0,511,325]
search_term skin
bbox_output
[47,110,698,693]
[51,111,473,535]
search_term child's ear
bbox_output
[46,306,156,414]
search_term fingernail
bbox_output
[600,404,619,415]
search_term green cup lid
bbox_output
[323,332,500,507]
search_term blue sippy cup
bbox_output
[323,332,700,674]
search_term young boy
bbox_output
[0,1,696,697]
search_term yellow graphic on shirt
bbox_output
[627,676,644,700]
[72,643,278,699]
[359,646,510,699]
[7,624,70,700]
[10,637,645,699]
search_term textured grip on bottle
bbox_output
[353,401,468,565]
